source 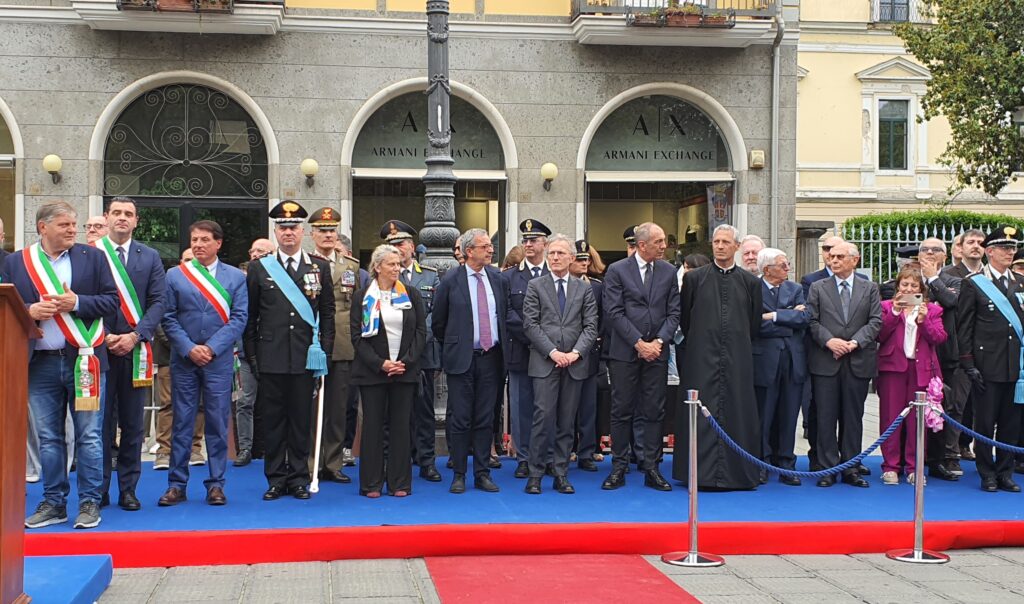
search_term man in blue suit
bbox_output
[503,218,550,478]
[158,220,248,507]
[601,222,680,491]
[433,228,507,494]
[96,197,166,511]
[4,201,119,530]
[753,248,808,486]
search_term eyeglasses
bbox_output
[919,246,944,254]
[830,254,849,261]
[85,223,105,230]
[769,261,791,269]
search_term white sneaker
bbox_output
[342,448,356,467]
[189,451,207,466]
[907,473,925,486]
[881,471,899,485]
[25,474,40,484]
[153,454,170,470]
[149,443,159,455]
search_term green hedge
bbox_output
[841,209,1024,281]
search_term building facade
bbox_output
[0,0,797,266]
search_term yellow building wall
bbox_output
[287,0,374,8]
[797,53,867,165]
[797,171,861,189]
[388,0,474,12]
[800,0,870,23]
[486,0,569,16]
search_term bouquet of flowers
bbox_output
[923,376,945,432]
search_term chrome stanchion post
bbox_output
[886,391,950,564]
[661,389,725,568]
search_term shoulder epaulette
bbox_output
[420,265,437,272]
[309,251,328,261]
[344,254,359,263]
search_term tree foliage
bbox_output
[895,0,1024,197]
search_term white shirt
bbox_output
[634,252,654,280]
[465,265,499,350]
[903,305,920,360]
[378,290,404,361]
[525,259,545,277]
[202,259,219,279]
[279,250,302,271]
[834,273,855,293]
[37,248,75,350]
[111,237,132,268]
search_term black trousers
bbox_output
[342,374,360,450]
[447,348,501,477]
[102,352,146,497]
[314,360,350,473]
[360,382,414,494]
[754,350,801,470]
[608,358,667,472]
[812,361,869,478]
[974,380,1022,480]
[411,369,437,468]
[928,365,969,465]
[575,374,599,460]
[260,372,314,489]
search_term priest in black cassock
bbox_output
[674,224,763,491]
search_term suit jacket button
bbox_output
[290,312,295,317]
[290,325,295,330]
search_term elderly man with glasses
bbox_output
[84,215,108,244]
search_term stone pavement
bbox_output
[99,548,1024,603]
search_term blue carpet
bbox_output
[23,455,1024,534]
[24,555,112,604]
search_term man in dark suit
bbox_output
[95,197,166,511]
[244,201,335,501]
[807,242,882,488]
[433,228,507,494]
[504,218,550,478]
[753,248,808,486]
[957,225,1024,492]
[521,235,598,495]
[159,220,248,507]
[601,222,679,492]
[568,240,603,472]
[5,201,118,530]
[942,228,986,279]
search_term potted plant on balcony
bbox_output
[702,10,734,27]
[156,0,195,12]
[631,8,664,27]
[665,2,702,27]
[116,0,156,11]
[194,0,233,13]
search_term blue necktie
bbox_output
[557,279,566,315]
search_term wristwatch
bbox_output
[655,338,664,345]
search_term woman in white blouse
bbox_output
[350,244,427,498]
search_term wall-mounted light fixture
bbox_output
[540,162,558,191]
[300,158,319,187]
[42,154,63,184]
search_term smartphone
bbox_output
[898,293,923,306]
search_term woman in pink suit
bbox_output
[877,268,947,485]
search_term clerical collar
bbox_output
[714,261,737,274]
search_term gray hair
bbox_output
[921,237,947,253]
[369,244,401,277]
[844,242,861,258]
[459,228,490,254]
[741,234,765,248]
[36,201,77,230]
[546,234,573,256]
[634,222,661,244]
[712,224,740,243]
[757,247,787,273]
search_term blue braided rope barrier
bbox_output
[697,404,911,480]
[940,412,1024,455]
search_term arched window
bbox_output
[104,84,268,199]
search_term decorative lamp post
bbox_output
[421,0,460,273]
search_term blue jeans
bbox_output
[29,354,106,508]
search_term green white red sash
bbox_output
[24,243,104,411]
[180,259,232,323]
[95,236,153,387]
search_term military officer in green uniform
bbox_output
[308,207,369,484]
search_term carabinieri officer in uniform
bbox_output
[244,201,335,501]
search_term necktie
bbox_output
[770,286,779,304]
[532,267,541,279]
[557,278,566,315]
[116,246,126,268]
[1000,275,1009,292]
[839,280,851,322]
[475,273,493,350]
[643,263,652,287]
[402,269,412,285]
[286,257,297,277]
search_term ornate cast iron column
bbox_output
[421,0,460,273]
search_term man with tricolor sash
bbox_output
[2,201,118,530]
[244,200,335,501]
[94,197,166,512]
[957,224,1024,494]
[159,220,248,507]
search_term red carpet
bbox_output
[426,554,699,603]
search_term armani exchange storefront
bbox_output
[584,94,736,265]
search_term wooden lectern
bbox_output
[0,284,40,604]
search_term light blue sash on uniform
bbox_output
[972,274,1024,403]
[259,255,328,378]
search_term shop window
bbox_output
[878,99,908,171]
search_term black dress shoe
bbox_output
[857,464,871,476]
[118,491,141,511]
[998,477,1021,493]
[419,465,442,482]
[644,469,672,492]
[158,487,187,506]
[487,455,502,469]
[100,493,110,508]
[291,485,311,500]
[981,477,998,492]
[961,446,976,461]
[816,475,835,488]
[602,469,626,490]
[780,474,801,487]
[1015,462,1024,475]
[206,487,227,506]
[320,469,352,484]
[928,464,960,481]
[233,449,252,467]
[514,461,530,479]
[474,474,500,493]
[450,473,466,494]
[263,485,285,501]
[553,476,575,495]
[578,458,598,472]
[524,476,542,495]
[446,458,454,469]
[842,474,870,488]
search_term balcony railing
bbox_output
[572,0,775,20]
[873,0,933,24]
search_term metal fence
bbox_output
[573,0,775,19]
[842,222,983,282]
[873,0,933,25]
